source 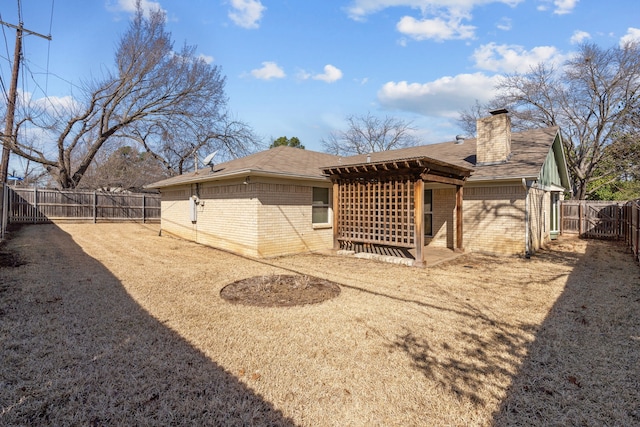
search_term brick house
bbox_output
[148,110,571,265]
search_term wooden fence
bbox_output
[561,199,640,263]
[560,200,626,239]
[7,187,160,223]
[622,200,640,263]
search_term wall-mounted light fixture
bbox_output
[243,176,250,185]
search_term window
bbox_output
[424,189,433,236]
[312,187,330,224]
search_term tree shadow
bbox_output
[383,237,638,422]
[389,305,539,408]
[0,224,296,426]
[491,239,640,426]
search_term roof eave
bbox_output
[467,175,539,183]
[146,169,330,189]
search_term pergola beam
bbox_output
[421,173,466,186]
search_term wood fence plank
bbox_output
[8,188,160,223]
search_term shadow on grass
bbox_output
[378,238,639,424]
[0,224,296,426]
[390,308,540,408]
[492,239,640,426]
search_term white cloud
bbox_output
[251,61,285,80]
[198,54,214,64]
[552,0,578,15]
[312,65,343,83]
[18,90,79,115]
[345,1,523,42]
[377,73,501,117]
[496,17,512,31]
[397,15,476,41]
[228,0,266,29]
[346,0,524,21]
[536,0,578,14]
[35,95,80,113]
[570,30,590,45]
[295,69,312,80]
[620,27,640,47]
[472,42,565,73]
[345,1,523,21]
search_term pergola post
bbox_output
[332,181,340,250]
[456,184,464,251]
[414,179,424,267]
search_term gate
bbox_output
[561,201,624,239]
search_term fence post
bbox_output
[636,203,640,262]
[142,193,146,223]
[33,186,37,224]
[1,183,7,239]
[578,202,583,236]
[617,204,622,240]
[560,200,564,235]
[93,191,97,223]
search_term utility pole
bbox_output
[0,20,51,183]
[0,19,51,239]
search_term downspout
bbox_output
[522,178,531,258]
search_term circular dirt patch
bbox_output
[220,274,341,307]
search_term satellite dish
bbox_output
[202,151,218,171]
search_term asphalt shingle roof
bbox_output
[147,126,560,189]
[148,146,340,188]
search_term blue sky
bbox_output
[2,0,639,175]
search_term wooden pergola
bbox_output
[323,156,473,267]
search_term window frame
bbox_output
[312,187,331,226]
[424,188,433,237]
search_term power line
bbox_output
[0,13,11,103]
[45,0,54,93]
[0,11,52,183]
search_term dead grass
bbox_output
[1,223,638,426]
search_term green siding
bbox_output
[540,148,561,187]
[539,135,569,189]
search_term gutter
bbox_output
[521,178,536,258]
[146,168,331,190]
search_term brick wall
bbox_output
[476,113,512,165]
[426,187,456,248]
[160,178,551,259]
[257,182,333,257]
[463,184,526,255]
[159,179,333,258]
[160,187,197,242]
[195,181,260,257]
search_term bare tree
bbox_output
[7,2,260,188]
[124,112,261,176]
[79,145,168,191]
[461,42,640,199]
[322,112,418,156]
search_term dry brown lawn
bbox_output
[1,222,639,426]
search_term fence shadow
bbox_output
[0,224,296,426]
[492,239,640,425]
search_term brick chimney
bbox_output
[476,109,511,165]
